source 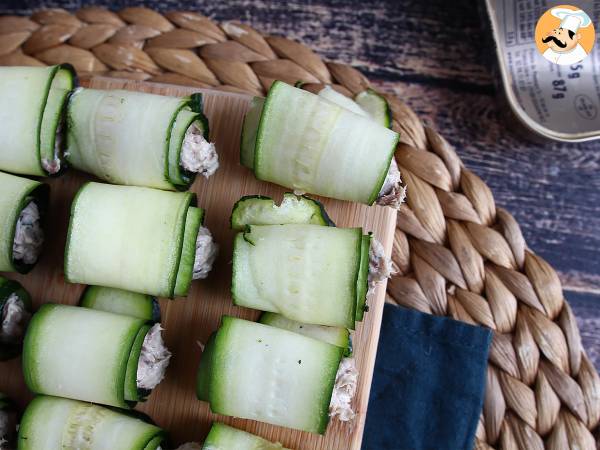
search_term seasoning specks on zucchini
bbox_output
[196,316,344,434]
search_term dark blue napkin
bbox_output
[363,303,492,450]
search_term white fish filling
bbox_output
[377,158,405,209]
[180,122,219,178]
[193,227,218,280]
[12,202,44,266]
[367,238,393,295]
[329,357,359,421]
[136,324,172,391]
[1,294,30,340]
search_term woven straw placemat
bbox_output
[0,7,599,449]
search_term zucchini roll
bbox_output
[18,396,165,450]
[196,316,345,434]
[203,422,289,449]
[23,304,171,408]
[0,171,49,274]
[80,285,161,322]
[230,195,392,326]
[66,88,219,191]
[0,65,75,176]
[65,182,217,298]
[0,394,18,449]
[0,276,32,361]
[240,81,402,206]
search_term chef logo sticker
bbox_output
[535,5,595,65]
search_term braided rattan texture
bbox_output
[1,7,599,449]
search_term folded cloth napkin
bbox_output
[362,303,492,450]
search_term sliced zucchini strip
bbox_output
[196,316,343,434]
[355,233,372,322]
[174,206,204,297]
[0,171,49,274]
[0,275,32,361]
[18,396,165,450]
[203,422,290,449]
[355,88,392,128]
[22,304,156,408]
[79,286,161,322]
[259,312,351,356]
[240,96,264,169]
[318,85,369,117]
[65,182,208,298]
[0,65,75,176]
[243,81,399,205]
[230,193,334,230]
[67,89,216,191]
[232,224,361,329]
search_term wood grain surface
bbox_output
[2,1,597,372]
[0,77,396,449]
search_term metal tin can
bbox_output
[484,0,599,142]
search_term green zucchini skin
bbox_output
[18,395,164,450]
[0,275,32,361]
[230,193,334,230]
[22,304,150,408]
[0,64,75,177]
[197,316,343,435]
[0,171,49,274]
[124,324,152,402]
[355,233,372,322]
[232,224,361,329]
[64,182,198,298]
[79,286,161,322]
[246,81,399,205]
[195,332,216,402]
[203,422,290,449]
[173,207,204,297]
[240,97,264,169]
[66,88,211,191]
[355,88,392,129]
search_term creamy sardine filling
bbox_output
[12,202,44,266]
[193,227,218,280]
[136,324,171,391]
[180,122,219,178]
[1,294,30,340]
[367,238,394,295]
[376,158,405,209]
[329,357,359,421]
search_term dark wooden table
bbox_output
[2,0,599,370]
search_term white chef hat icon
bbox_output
[551,7,592,33]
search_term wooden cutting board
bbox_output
[0,78,397,450]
